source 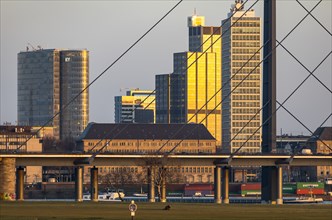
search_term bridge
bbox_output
[1,153,331,167]
[1,153,331,204]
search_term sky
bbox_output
[1,0,331,136]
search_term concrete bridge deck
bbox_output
[0,153,331,166]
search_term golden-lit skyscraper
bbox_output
[115,89,156,123]
[156,14,222,147]
[221,1,262,153]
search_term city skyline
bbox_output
[1,0,331,136]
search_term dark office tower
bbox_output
[156,74,171,124]
[17,48,89,140]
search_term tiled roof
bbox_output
[309,127,332,141]
[79,123,215,140]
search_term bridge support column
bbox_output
[16,167,24,201]
[0,158,16,201]
[262,166,278,204]
[222,166,230,204]
[160,168,167,203]
[147,166,155,203]
[90,167,98,202]
[75,166,83,202]
[277,166,283,205]
[214,166,221,204]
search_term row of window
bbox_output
[87,141,213,148]
[232,61,261,68]
[232,141,261,147]
[232,121,260,128]
[232,27,260,34]
[233,102,260,107]
[232,95,260,100]
[233,74,260,81]
[233,22,260,27]
[232,114,260,121]
[232,55,260,61]
[232,108,261,114]
[232,48,260,55]
[232,128,261,134]
[233,42,260,47]
[96,167,138,174]
[233,134,261,141]
[232,81,260,87]
[233,87,260,94]
[89,149,215,154]
[92,166,215,175]
[232,35,260,41]
[232,69,260,74]
[231,147,260,153]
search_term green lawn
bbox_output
[0,202,331,220]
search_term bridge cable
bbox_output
[85,0,256,158]
[277,41,332,94]
[85,0,252,154]
[277,101,332,152]
[164,0,324,156]
[296,0,332,36]
[15,0,183,151]
[225,51,331,164]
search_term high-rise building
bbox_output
[114,89,155,123]
[221,1,262,153]
[156,14,222,147]
[17,48,89,140]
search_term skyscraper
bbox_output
[221,1,262,153]
[17,48,89,140]
[156,14,222,147]
[114,89,155,123]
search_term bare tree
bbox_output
[99,168,139,201]
[141,157,184,198]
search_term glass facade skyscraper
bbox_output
[221,2,262,153]
[156,14,222,147]
[17,49,89,140]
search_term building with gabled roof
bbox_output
[77,123,216,183]
[307,127,332,181]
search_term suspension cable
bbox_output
[15,0,183,151]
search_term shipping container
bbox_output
[184,184,213,191]
[241,190,261,196]
[241,183,261,190]
[283,183,297,194]
[296,182,324,189]
[184,184,213,196]
[296,188,325,195]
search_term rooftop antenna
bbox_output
[27,43,37,51]
[194,8,197,15]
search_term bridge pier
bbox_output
[147,166,155,202]
[262,166,278,204]
[0,158,16,201]
[222,166,230,204]
[277,166,283,205]
[160,167,167,203]
[16,167,24,201]
[214,166,221,204]
[90,167,98,202]
[75,166,83,202]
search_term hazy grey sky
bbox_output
[1,0,331,135]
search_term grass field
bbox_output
[0,202,331,220]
